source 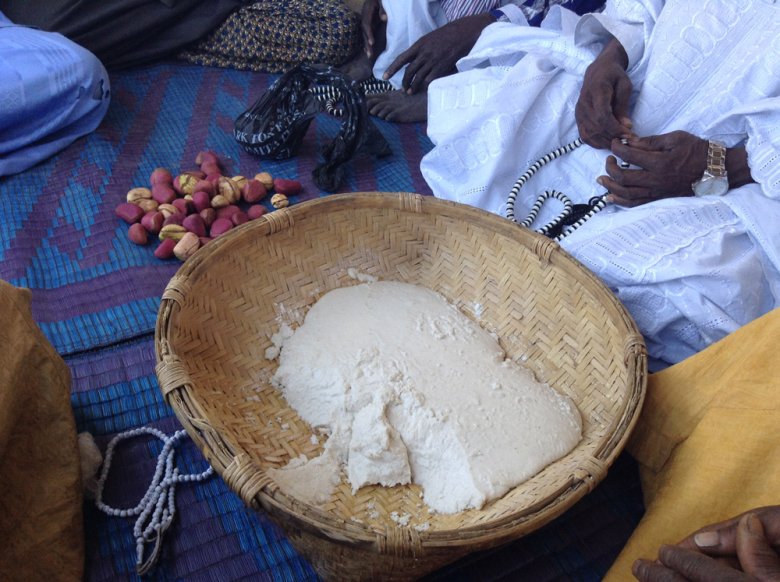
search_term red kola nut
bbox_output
[154,238,177,259]
[205,173,222,185]
[242,179,267,204]
[163,213,184,227]
[115,202,145,224]
[247,205,267,220]
[172,198,193,216]
[141,211,164,234]
[199,236,213,246]
[192,191,211,213]
[182,214,207,238]
[193,180,215,197]
[200,162,221,177]
[231,211,249,226]
[173,172,200,195]
[150,167,173,186]
[215,204,240,220]
[273,178,302,196]
[128,223,148,245]
[199,208,216,228]
[195,151,220,167]
[209,217,233,237]
[151,184,177,205]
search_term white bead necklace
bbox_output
[94,427,214,575]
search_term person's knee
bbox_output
[68,40,111,102]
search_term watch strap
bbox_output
[706,140,727,178]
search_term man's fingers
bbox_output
[406,62,435,94]
[384,47,415,80]
[632,558,690,582]
[611,140,665,172]
[736,513,780,581]
[401,57,423,91]
[603,156,657,188]
[598,175,652,207]
[683,506,780,556]
[658,545,749,582]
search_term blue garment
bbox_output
[0,11,110,177]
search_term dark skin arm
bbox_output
[361,0,387,59]
[381,12,497,94]
[575,37,635,150]
[599,133,756,207]
[579,37,755,206]
[632,507,780,582]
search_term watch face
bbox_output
[694,176,729,197]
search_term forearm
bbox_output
[598,37,629,70]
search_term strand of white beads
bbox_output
[94,427,214,575]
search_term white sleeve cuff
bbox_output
[574,13,645,69]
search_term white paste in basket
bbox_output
[267,281,581,514]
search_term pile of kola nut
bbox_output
[114,151,302,261]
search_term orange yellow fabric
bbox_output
[605,307,780,579]
[0,280,84,580]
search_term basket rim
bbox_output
[155,191,647,550]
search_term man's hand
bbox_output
[381,13,495,94]
[632,507,780,581]
[361,0,387,59]
[598,131,708,207]
[576,38,634,150]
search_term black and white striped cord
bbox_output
[309,78,394,117]
[520,189,573,236]
[506,138,583,221]
[506,137,610,242]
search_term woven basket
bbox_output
[155,192,647,581]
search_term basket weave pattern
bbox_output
[156,192,646,580]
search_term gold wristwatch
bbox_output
[692,140,729,197]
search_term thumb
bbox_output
[736,513,780,581]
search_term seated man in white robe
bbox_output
[421,0,780,369]
[0,11,110,177]
[342,0,604,122]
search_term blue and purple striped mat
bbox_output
[1,61,642,581]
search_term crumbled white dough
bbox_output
[347,267,378,283]
[265,324,294,361]
[267,281,581,514]
[390,512,411,526]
